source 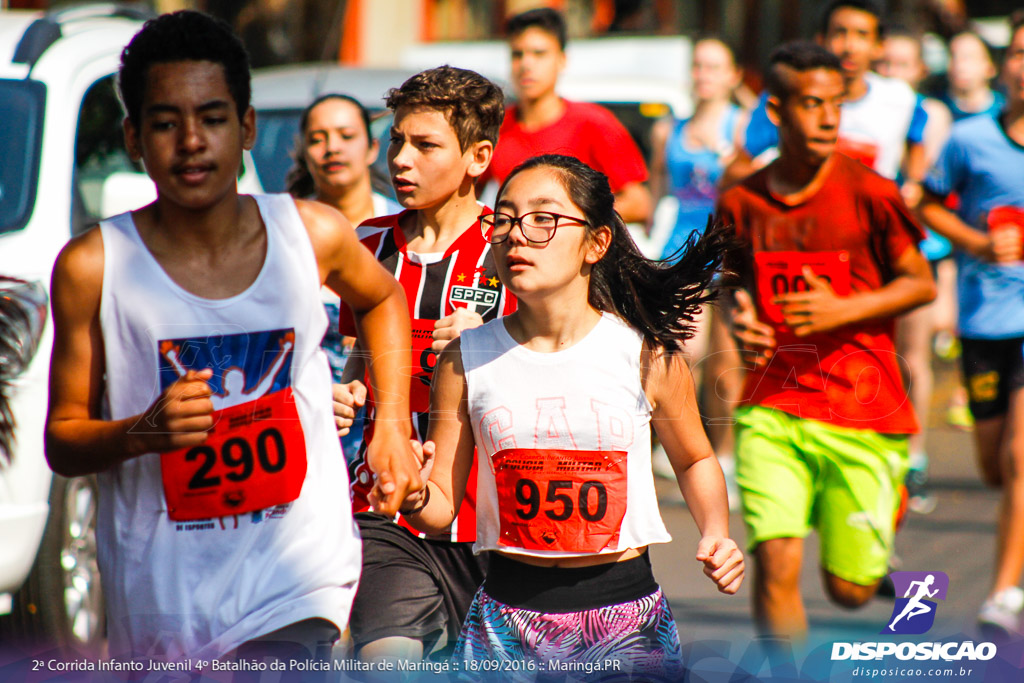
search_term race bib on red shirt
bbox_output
[409,318,437,414]
[160,387,307,521]
[492,448,627,554]
[754,251,851,326]
[836,137,879,170]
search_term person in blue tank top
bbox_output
[650,37,748,261]
[919,11,1024,639]
[648,38,748,504]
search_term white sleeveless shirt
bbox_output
[461,313,671,558]
[97,194,360,661]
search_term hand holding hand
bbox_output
[364,426,423,517]
[369,440,437,515]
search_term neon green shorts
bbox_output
[734,405,909,585]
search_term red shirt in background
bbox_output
[716,153,925,434]
[483,100,648,192]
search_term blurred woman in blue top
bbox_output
[650,38,748,261]
[942,31,1005,122]
[287,94,402,461]
[648,38,747,502]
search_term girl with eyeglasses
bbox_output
[379,154,744,677]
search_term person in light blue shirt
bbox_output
[919,12,1024,638]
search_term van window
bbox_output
[0,79,45,235]
[72,75,143,235]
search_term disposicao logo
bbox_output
[884,571,949,635]
[831,571,998,662]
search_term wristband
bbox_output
[399,485,430,516]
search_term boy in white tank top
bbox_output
[44,10,421,664]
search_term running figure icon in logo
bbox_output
[883,571,949,635]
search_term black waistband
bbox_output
[483,552,659,613]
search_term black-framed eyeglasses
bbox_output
[479,211,590,245]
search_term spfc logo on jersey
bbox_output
[450,265,502,316]
[450,285,498,315]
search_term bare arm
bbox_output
[298,199,419,515]
[648,118,672,228]
[918,190,1022,263]
[720,147,761,191]
[400,339,476,534]
[45,230,215,476]
[614,181,653,225]
[645,346,743,594]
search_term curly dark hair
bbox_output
[118,10,251,128]
[498,155,735,350]
[385,66,504,152]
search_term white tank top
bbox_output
[838,72,918,180]
[461,312,671,558]
[97,194,360,661]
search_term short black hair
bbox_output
[505,7,567,51]
[820,0,884,39]
[118,10,251,128]
[765,41,843,99]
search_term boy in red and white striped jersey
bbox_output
[334,65,515,664]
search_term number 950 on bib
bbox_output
[492,448,627,554]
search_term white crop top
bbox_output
[460,312,672,558]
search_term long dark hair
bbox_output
[498,154,733,350]
[285,93,374,198]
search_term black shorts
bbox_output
[349,512,486,654]
[960,336,1024,420]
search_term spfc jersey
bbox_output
[338,209,517,542]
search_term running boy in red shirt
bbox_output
[334,66,515,664]
[482,7,651,224]
[717,41,935,638]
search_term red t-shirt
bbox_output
[483,100,648,192]
[337,210,517,542]
[716,154,924,434]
